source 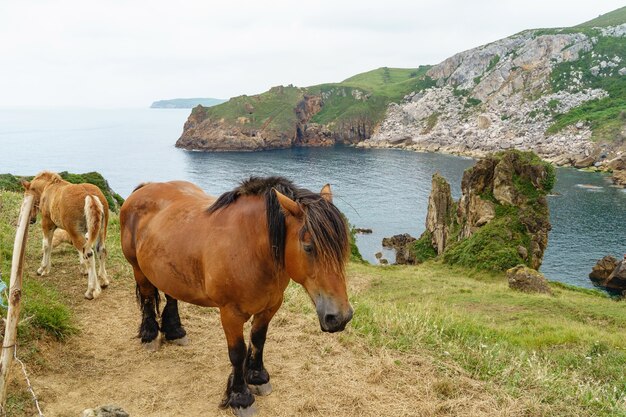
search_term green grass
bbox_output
[199,85,305,135]
[576,6,626,28]
[346,261,626,416]
[0,191,76,342]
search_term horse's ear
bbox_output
[320,183,333,203]
[21,180,31,190]
[273,188,303,218]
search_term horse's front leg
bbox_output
[245,302,281,396]
[219,307,256,416]
[37,219,55,276]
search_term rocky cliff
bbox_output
[392,150,553,271]
[359,19,626,183]
[175,69,431,151]
[363,24,626,167]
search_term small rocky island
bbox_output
[382,150,554,274]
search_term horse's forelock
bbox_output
[300,196,350,275]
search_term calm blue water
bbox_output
[1,108,625,289]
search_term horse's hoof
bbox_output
[37,268,49,276]
[100,281,109,289]
[166,335,189,346]
[143,338,161,352]
[232,404,258,417]
[248,382,272,396]
[85,288,101,300]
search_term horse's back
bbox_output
[44,181,109,230]
[120,181,215,258]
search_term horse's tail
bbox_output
[84,195,104,257]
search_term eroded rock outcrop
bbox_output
[589,256,619,283]
[425,173,455,254]
[507,265,552,294]
[382,233,417,264]
[590,255,626,293]
[384,150,553,271]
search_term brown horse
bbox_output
[120,176,353,416]
[22,171,109,299]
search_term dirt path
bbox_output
[17,246,520,417]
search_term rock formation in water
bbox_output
[384,150,554,270]
[382,233,417,265]
[590,255,626,293]
[425,173,455,255]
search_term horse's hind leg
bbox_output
[68,230,101,299]
[134,267,160,351]
[161,294,188,345]
[37,218,55,276]
[245,303,281,396]
[96,238,109,288]
[77,251,88,276]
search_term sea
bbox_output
[1,107,625,289]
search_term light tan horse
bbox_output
[22,171,109,299]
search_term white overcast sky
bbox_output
[0,1,623,108]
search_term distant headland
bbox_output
[150,98,226,109]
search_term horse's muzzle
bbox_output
[315,295,354,333]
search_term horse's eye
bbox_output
[303,243,314,254]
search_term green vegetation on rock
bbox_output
[441,151,554,272]
[549,35,626,142]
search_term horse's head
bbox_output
[21,171,62,224]
[274,185,353,333]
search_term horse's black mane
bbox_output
[208,176,348,272]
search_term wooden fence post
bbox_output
[0,193,34,414]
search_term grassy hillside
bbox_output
[347,262,626,416]
[576,6,626,28]
[194,67,434,140]
[2,189,625,415]
[198,85,305,134]
[307,66,435,128]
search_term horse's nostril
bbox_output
[324,314,339,328]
